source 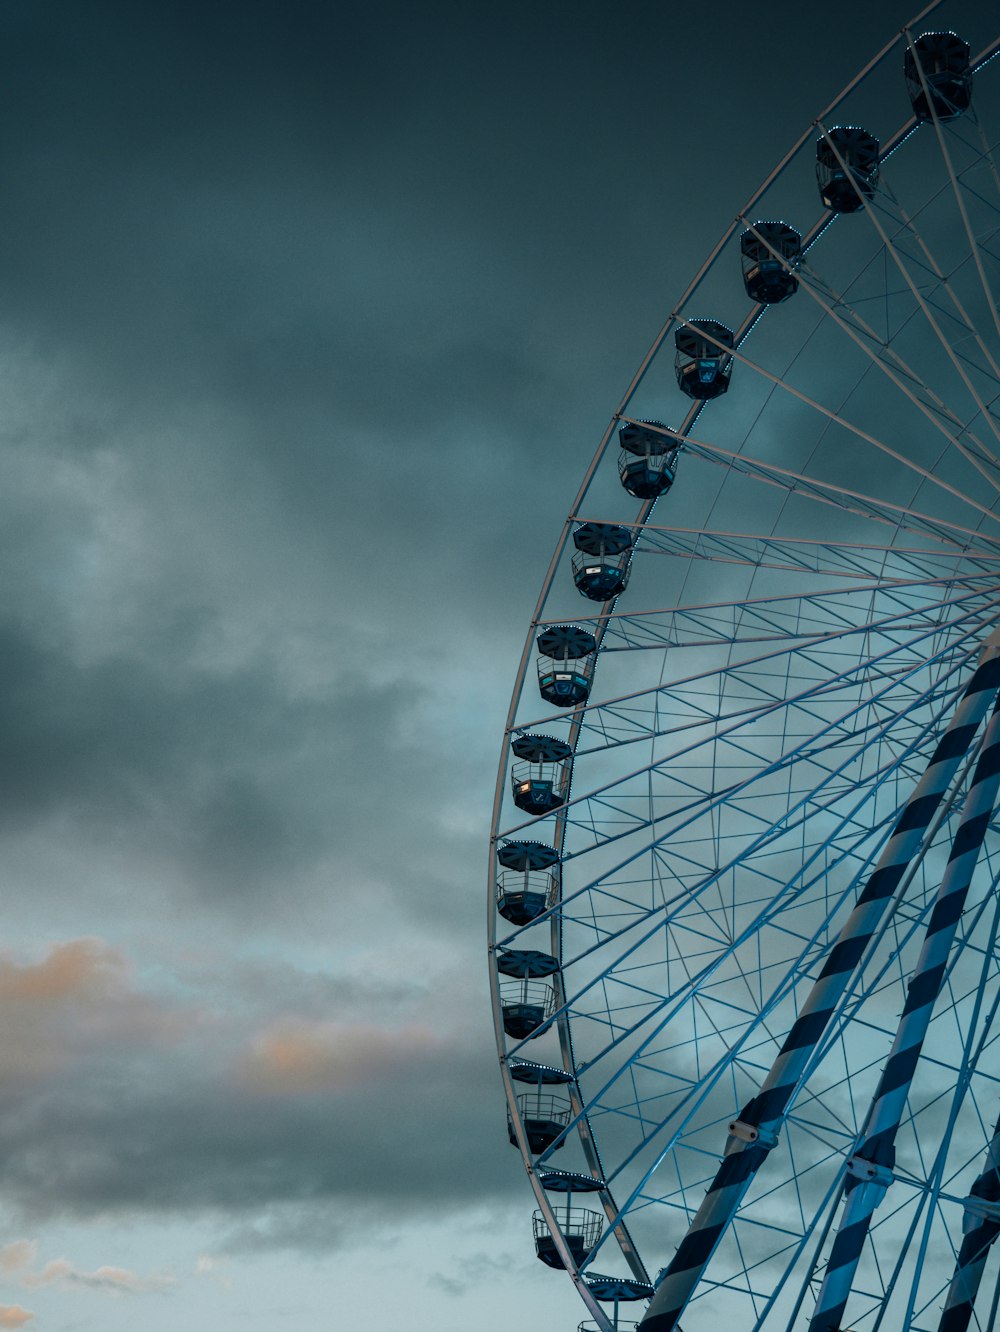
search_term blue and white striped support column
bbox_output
[808,694,1000,1332]
[638,648,1000,1332]
[937,1110,1000,1332]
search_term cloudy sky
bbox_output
[0,2,992,1330]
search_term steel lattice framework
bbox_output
[488,6,1000,1331]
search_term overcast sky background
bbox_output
[0,3,992,1330]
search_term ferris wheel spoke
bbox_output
[515,663,974,859]
[491,20,1000,1324]
[738,213,1000,488]
[502,663,993,1090]
[800,169,998,341]
[815,116,1000,456]
[968,105,1000,214]
[551,785,902,1089]
[805,701,1000,1332]
[669,311,1000,523]
[569,786,927,1098]
[637,875,992,1327]
[637,653,1000,1332]
[568,825,976,1296]
[512,687,917,860]
[904,26,1000,350]
[518,585,999,762]
[504,597,996,850]
[538,575,996,655]
[529,672,973,1085]
[616,526,1000,581]
[631,422,1000,548]
[859,120,1000,384]
[885,188,1000,390]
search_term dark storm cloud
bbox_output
[0,937,532,1246]
[0,0,847,423]
[427,1249,522,1299]
[0,608,461,903]
[0,939,521,1244]
[0,2,624,398]
[0,0,977,1300]
[0,0,927,650]
[0,1030,520,1238]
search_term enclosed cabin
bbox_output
[499,978,556,1038]
[816,126,879,213]
[740,221,802,304]
[507,1059,573,1153]
[533,1169,606,1270]
[572,522,633,601]
[533,1205,603,1270]
[495,840,559,925]
[578,1274,656,1331]
[497,947,560,1038]
[537,625,597,707]
[905,31,972,121]
[511,733,572,815]
[618,420,680,499]
[674,320,734,400]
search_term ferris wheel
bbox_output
[488,6,1000,1331]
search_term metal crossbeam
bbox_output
[808,697,1000,1330]
[637,651,1000,1332]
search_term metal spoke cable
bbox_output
[617,416,1000,549]
[650,315,1000,523]
[807,695,1000,1331]
[736,214,1000,487]
[905,26,1000,348]
[504,598,997,859]
[490,18,1000,1323]
[815,117,1000,453]
[518,581,997,752]
[636,646,1000,1332]
[886,190,1000,390]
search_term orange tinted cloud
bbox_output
[0,939,191,1084]
[0,1241,36,1273]
[240,1018,440,1093]
[75,1263,175,1294]
[0,1308,34,1328]
[19,1254,174,1294]
[0,938,125,1001]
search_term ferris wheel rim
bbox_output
[488,8,1000,1331]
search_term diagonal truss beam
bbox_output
[807,697,1000,1331]
[636,648,1000,1332]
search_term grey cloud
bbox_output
[216,961,426,1026]
[0,1034,521,1239]
[426,1248,523,1299]
[0,3,968,1317]
[0,608,456,905]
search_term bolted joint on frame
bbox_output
[846,1155,894,1191]
[961,1196,1000,1231]
[728,1118,779,1149]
